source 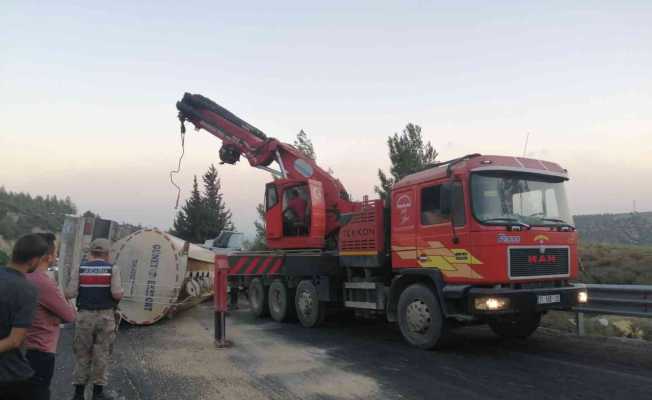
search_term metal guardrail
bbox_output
[576,284,652,318]
[573,284,652,336]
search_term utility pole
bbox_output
[522,132,530,157]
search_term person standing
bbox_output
[25,232,77,400]
[65,239,123,400]
[0,234,50,400]
[287,188,307,224]
[285,188,308,235]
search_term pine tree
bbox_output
[202,164,233,239]
[171,166,234,244]
[172,176,206,243]
[293,129,316,160]
[375,123,438,202]
[250,203,267,250]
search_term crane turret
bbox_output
[176,93,356,248]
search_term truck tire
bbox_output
[295,280,326,328]
[397,283,447,349]
[488,313,541,339]
[248,278,268,317]
[268,279,294,322]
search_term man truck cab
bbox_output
[388,155,583,347]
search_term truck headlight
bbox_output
[578,291,588,304]
[474,297,510,311]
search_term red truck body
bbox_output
[177,94,586,349]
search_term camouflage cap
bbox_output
[90,238,111,253]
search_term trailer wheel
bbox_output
[248,278,268,317]
[295,280,326,328]
[488,313,541,339]
[397,283,446,349]
[268,279,294,322]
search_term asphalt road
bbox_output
[51,302,652,400]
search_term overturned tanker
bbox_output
[112,229,217,325]
[58,216,241,325]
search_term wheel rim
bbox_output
[251,284,260,307]
[270,287,282,313]
[406,299,431,334]
[297,289,313,318]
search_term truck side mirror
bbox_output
[440,183,452,217]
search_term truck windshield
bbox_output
[471,171,573,227]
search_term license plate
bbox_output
[537,294,561,305]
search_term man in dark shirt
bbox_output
[285,188,308,235]
[0,233,50,400]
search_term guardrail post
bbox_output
[575,311,585,336]
[214,255,231,348]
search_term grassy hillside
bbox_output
[575,211,652,246]
[574,211,652,284]
[578,243,652,284]
[547,243,652,340]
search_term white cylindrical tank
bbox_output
[112,229,215,325]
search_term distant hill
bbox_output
[574,211,652,245]
[0,187,77,241]
[2,185,648,248]
[0,189,139,260]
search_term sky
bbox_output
[1,1,651,239]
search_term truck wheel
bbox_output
[488,313,541,339]
[295,280,326,328]
[397,283,446,349]
[268,279,294,322]
[248,278,268,317]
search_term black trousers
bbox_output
[26,350,55,400]
[0,380,32,400]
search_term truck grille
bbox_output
[509,247,569,279]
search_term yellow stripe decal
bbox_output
[391,242,484,278]
[397,250,417,260]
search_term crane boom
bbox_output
[176,93,355,239]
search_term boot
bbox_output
[92,385,108,400]
[72,384,85,400]
[92,385,122,400]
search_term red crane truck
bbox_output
[176,93,588,349]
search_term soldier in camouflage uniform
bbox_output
[65,239,123,400]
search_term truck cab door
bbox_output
[307,179,325,241]
[265,183,282,239]
[390,187,418,269]
[416,180,481,282]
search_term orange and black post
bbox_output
[214,255,231,348]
